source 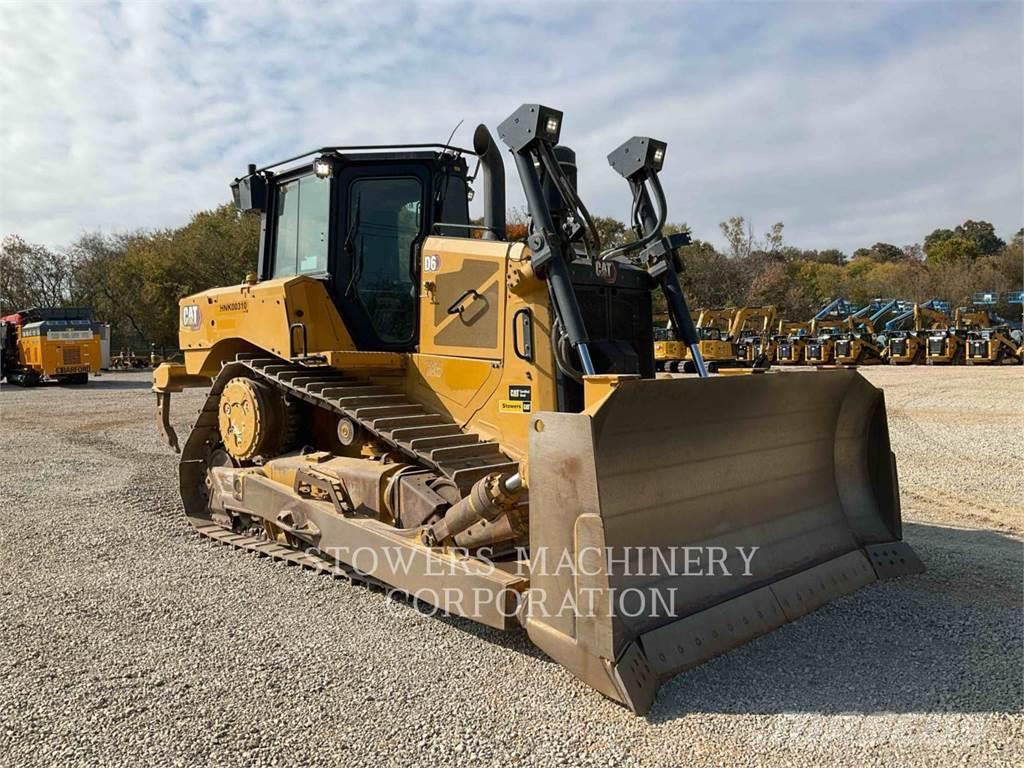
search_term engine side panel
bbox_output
[179,276,355,377]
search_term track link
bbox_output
[234,354,519,489]
[179,354,520,568]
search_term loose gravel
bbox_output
[0,367,1021,767]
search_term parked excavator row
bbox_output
[661,298,1022,368]
[879,301,1021,365]
[654,306,775,372]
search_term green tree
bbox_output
[850,243,901,262]
[592,216,630,250]
[923,228,955,256]
[925,235,981,267]
[954,220,1004,256]
[65,203,259,348]
[869,242,905,262]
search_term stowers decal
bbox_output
[499,384,532,414]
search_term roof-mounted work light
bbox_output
[313,156,333,178]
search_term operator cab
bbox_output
[233,146,471,353]
[231,111,687,412]
[231,138,659,410]
[698,327,725,341]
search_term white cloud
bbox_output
[0,0,1020,253]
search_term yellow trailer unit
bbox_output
[1,308,101,385]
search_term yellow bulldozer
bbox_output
[1,307,101,385]
[153,104,922,714]
[804,319,847,365]
[803,298,851,366]
[965,324,1023,365]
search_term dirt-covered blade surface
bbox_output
[524,370,923,713]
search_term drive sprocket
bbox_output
[218,376,287,462]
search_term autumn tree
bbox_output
[719,216,753,260]
[925,235,981,266]
[0,235,74,313]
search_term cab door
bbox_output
[334,164,431,351]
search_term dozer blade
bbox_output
[524,370,922,714]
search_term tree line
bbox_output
[1,204,1020,349]
[1,204,259,349]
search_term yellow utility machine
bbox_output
[693,308,740,371]
[653,326,690,372]
[772,321,811,364]
[655,309,737,376]
[804,318,847,365]
[926,307,991,365]
[732,306,776,366]
[153,104,921,714]
[1,308,101,385]
[654,308,747,373]
[965,325,1023,364]
[834,300,899,366]
[887,302,949,365]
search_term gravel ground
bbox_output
[0,367,1021,767]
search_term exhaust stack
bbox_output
[473,124,506,240]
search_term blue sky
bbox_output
[0,0,1021,253]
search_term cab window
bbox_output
[273,174,329,277]
[348,176,423,344]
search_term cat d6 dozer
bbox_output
[153,104,922,714]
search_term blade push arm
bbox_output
[606,136,708,378]
[498,104,597,375]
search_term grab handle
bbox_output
[447,289,482,316]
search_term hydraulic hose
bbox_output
[599,173,668,262]
[538,141,602,260]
